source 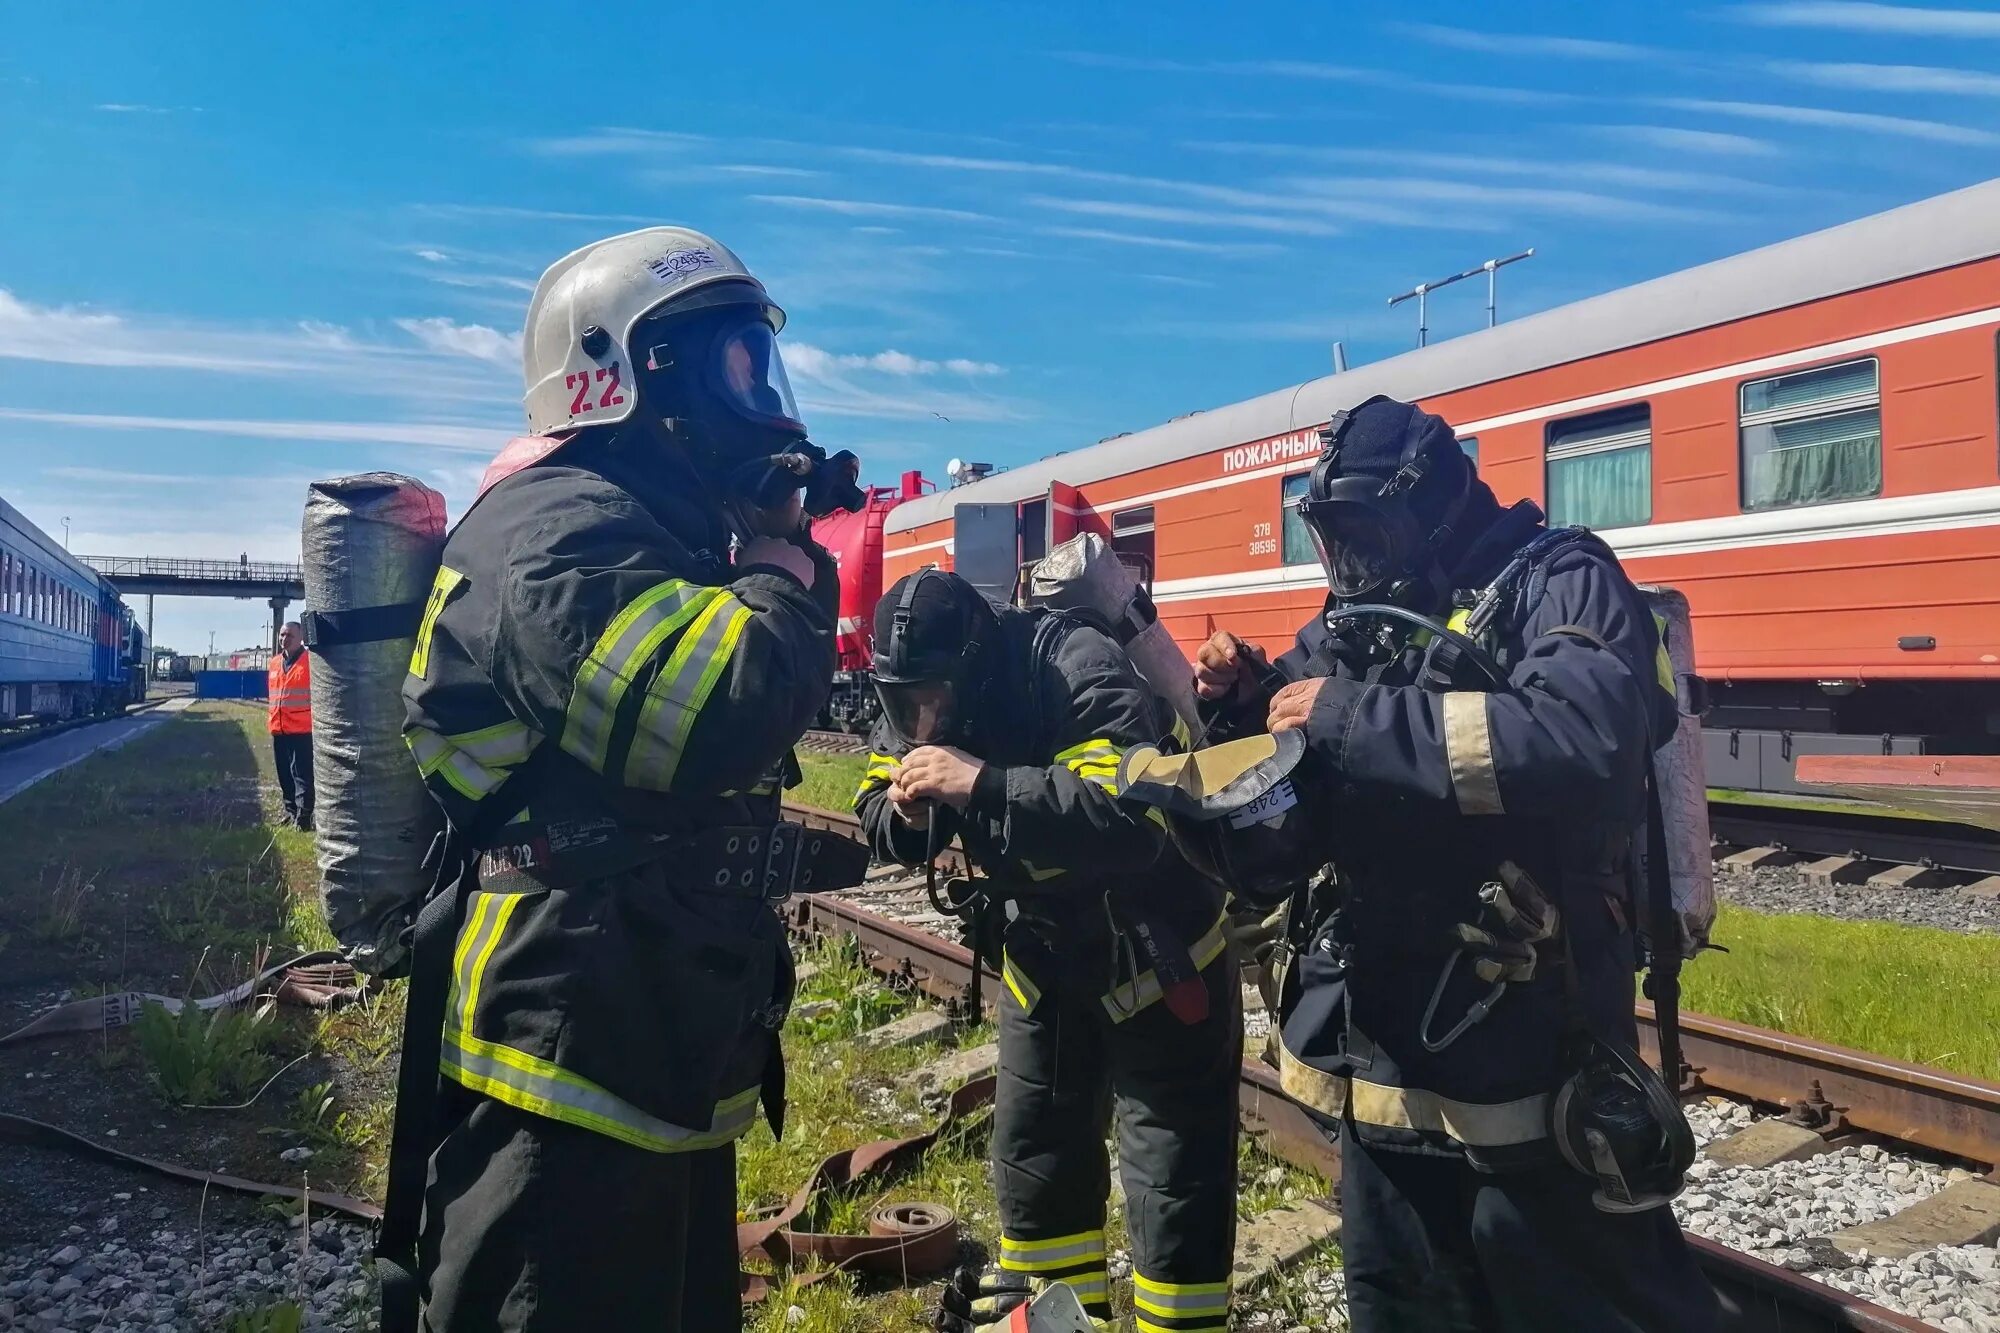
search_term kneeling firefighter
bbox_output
[853,570,1239,1333]
[380,227,867,1332]
[1184,397,1721,1333]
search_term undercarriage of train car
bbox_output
[1702,677,2000,798]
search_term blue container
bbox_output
[196,669,266,700]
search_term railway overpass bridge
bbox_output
[79,555,306,651]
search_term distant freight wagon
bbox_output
[0,493,147,722]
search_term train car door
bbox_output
[953,502,1019,604]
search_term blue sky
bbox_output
[4,1,1999,652]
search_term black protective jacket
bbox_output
[1238,503,1677,1165]
[854,608,1227,1020]
[402,431,835,1150]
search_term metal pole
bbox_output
[146,595,154,683]
[1488,263,1498,328]
[1418,288,1429,348]
[1389,248,1535,347]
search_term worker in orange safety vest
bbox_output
[268,620,314,830]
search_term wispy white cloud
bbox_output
[749,194,998,223]
[1049,50,1570,105]
[395,317,522,365]
[787,344,1005,377]
[95,102,176,114]
[0,408,507,452]
[527,127,711,156]
[1033,226,1284,257]
[411,202,660,226]
[44,465,245,486]
[711,163,825,178]
[1769,60,2000,97]
[1386,22,1660,60]
[1193,142,1780,195]
[422,270,538,294]
[1027,194,1341,237]
[1730,2,2000,36]
[1590,125,1781,157]
[1135,273,1217,289]
[414,248,452,263]
[1284,176,1730,224]
[1656,96,1999,144]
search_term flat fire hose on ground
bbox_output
[735,1074,997,1303]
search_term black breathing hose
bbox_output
[1322,603,1509,690]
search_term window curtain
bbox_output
[1742,409,1881,510]
[1549,445,1650,530]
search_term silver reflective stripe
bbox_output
[1132,1274,1230,1318]
[451,719,538,767]
[1442,691,1505,815]
[1278,1042,1550,1147]
[561,579,720,775]
[999,1230,1106,1273]
[440,1029,761,1153]
[624,592,753,791]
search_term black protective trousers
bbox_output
[417,1083,742,1332]
[271,731,314,823]
[992,949,1240,1330]
[1338,1126,1723,1333]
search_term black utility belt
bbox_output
[477,818,868,898]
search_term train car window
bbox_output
[0,551,10,615]
[1110,506,1156,589]
[1458,436,1479,467]
[1545,404,1652,530]
[1739,357,1881,512]
[1280,473,1315,565]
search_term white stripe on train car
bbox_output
[1149,485,2000,605]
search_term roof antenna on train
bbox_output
[1331,341,1349,374]
[1389,248,1536,348]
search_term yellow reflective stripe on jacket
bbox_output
[1102,910,1229,1022]
[409,565,464,681]
[1053,736,1122,792]
[855,751,898,807]
[561,579,721,776]
[998,1229,1106,1274]
[441,1029,761,1154]
[1000,949,1043,1015]
[450,890,523,1033]
[623,591,754,791]
[1133,1272,1231,1323]
[1276,1043,1551,1147]
[1651,609,1675,697]
[406,722,540,804]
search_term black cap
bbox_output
[873,570,992,683]
[1327,397,1470,529]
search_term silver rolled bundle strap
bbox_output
[1637,585,1715,959]
[301,473,448,976]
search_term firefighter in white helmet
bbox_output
[378,228,865,1331]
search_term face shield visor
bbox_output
[1298,495,1410,600]
[707,318,805,435]
[873,677,963,748]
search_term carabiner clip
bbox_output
[1419,947,1510,1054]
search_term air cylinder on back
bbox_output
[301,473,447,976]
[1028,531,1200,735]
[1639,585,1715,959]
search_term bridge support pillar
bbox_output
[269,597,289,652]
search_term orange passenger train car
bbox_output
[878,179,2000,798]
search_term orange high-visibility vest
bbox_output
[268,650,313,734]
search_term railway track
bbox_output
[1712,800,2000,880]
[783,801,2000,1333]
[800,728,869,756]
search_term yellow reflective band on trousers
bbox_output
[1442,691,1505,816]
[1101,910,1229,1022]
[1054,737,1123,793]
[406,720,540,804]
[561,579,723,776]
[1133,1272,1232,1329]
[999,1229,1106,1275]
[1000,950,1043,1015]
[409,565,464,681]
[441,890,760,1153]
[1275,1044,1551,1148]
[624,591,754,791]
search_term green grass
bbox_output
[793,753,869,815]
[1680,902,2000,1081]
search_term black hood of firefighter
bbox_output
[1295,395,1503,607]
[871,569,1001,747]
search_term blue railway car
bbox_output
[0,493,147,722]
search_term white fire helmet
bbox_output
[520,226,787,436]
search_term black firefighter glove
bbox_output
[936,1265,1033,1331]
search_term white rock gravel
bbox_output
[1719,859,2000,935]
[1677,1103,2000,1332]
[0,1208,376,1332]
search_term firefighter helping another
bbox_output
[294,212,1719,1330]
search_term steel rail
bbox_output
[1710,804,2000,876]
[783,802,1968,1331]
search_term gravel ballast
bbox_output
[1719,859,2000,935]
